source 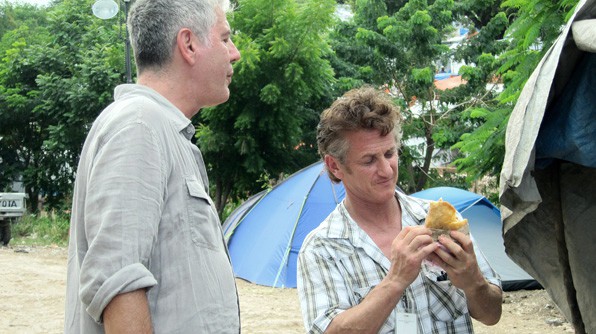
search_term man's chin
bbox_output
[373,186,396,199]
[377,180,397,190]
[204,92,230,108]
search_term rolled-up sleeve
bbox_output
[84,263,157,322]
[297,237,348,334]
[79,120,164,322]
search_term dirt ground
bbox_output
[0,245,575,334]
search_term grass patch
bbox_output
[10,213,70,247]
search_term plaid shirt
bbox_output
[297,191,501,334]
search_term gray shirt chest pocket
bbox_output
[185,177,221,250]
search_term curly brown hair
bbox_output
[316,86,403,183]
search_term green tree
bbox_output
[0,0,128,211]
[452,0,580,181]
[197,0,337,214]
[0,1,47,37]
[330,0,524,194]
[438,1,512,185]
[0,2,48,193]
[337,0,465,193]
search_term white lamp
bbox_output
[92,0,133,83]
[92,0,119,20]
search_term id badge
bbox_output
[395,312,418,334]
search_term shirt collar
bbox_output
[326,190,431,241]
[114,84,194,139]
[395,190,429,224]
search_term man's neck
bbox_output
[344,194,402,232]
[344,194,402,258]
[137,71,200,119]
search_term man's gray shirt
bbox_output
[64,84,240,333]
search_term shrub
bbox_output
[11,213,70,247]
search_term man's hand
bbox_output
[428,231,503,325]
[388,226,439,289]
[323,226,439,334]
[427,231,484,289]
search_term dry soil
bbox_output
[0,245,575,333]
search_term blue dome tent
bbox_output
[223,161,538,291]
[223,161,345,288]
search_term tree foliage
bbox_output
[0,0,584,217]
[335,0,580,193]
[334,0,473,193]
[197,0,337,214]
[452,0,580,181]
[0,0,129,211]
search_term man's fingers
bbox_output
[410,234,435,252]
[449,231,473,252]
[432,243,455,265]
[396,227,437,258]
[437,234,467,259]
[391,228,438,272]
[397,225,432,243]
[426,253,446,269]
[418,242,440,259]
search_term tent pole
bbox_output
[272,195,308,288]
[272,170,327,287]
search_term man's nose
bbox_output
[230,40,241,63]
[378,157,393,176]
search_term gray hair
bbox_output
[127,0,231,73]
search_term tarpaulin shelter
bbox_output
[499,0,596,332]
[224,162,537,290]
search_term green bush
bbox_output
[11,213,70,247]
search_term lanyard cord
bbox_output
[402,289,411,312]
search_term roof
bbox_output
[434,75,466,90]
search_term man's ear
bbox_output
[324,155,343,181]
[177,28,197,65]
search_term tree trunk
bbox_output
[26,187,38,214]
[213,178,233,219]
[416,118,434,191]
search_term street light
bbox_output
[92,0,133,83]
